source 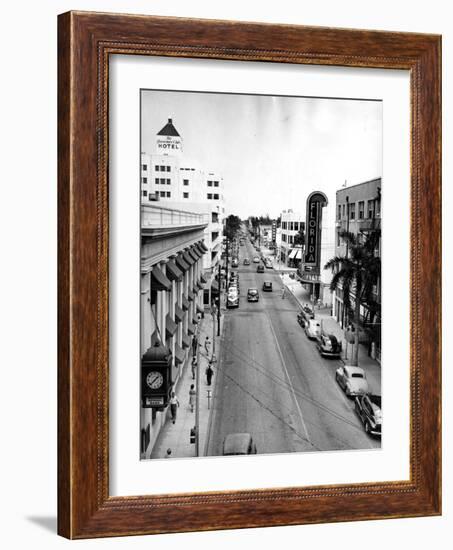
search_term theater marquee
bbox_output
[304,191,328,268]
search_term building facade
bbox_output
[140,203,208,458]
[280,210,305,267]
[141,118,225,305]
[332,178,381,360]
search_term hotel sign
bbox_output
[157,136,182,152]
[271,221,277,243]
[304,191,328,267]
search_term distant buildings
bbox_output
[141,118,225,305]
[332,177,381,361]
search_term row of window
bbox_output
[154,165,171,172]
[337,198,381,221]
[142,190,171,199]
[155,178,171,185]
[207,180,220,187]
[282,234,295,244]
[282,221,303,231]
[207,193,220,200]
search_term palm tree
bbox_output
[324,229,381,366]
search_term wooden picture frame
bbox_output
[58,11,441,539]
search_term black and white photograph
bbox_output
[140,89,382,460]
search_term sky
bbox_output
[141,90,382,224]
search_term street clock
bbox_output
[141,342,173,409]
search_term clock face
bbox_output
[146,371,164,389]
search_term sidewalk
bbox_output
[281,273,381,394]
[150,311,222,459]
[259,245,298,273]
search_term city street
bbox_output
[206,237,380,456]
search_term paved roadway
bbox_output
[206,236,380,456]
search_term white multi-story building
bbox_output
[141,118,225,304]
[280,210,304,266]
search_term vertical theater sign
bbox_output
[301,191,328,299]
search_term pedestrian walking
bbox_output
[206,362,214,386]
[204,336,211,357]
[189,384,196,413]
[192,334,198,357]
[281,286,286,299]
[191,356,197,379]
[169,392,180,424]
[164,448,172,458]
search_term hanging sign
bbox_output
[304,191,328,267]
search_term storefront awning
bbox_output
[196,280,204,290]
[288,249,298,260]
[181,295,189,311]
[174,304,184,323]
[198,241,209,252]
[295,249,302,260]
[183,251,195,266]
[174,344,185,365]
[165,314,177,339]
[188,248,200,262]
[192,285,199,295]
[192,315,199,325]
[188,290,195,302]
[200,274,207,284]
[187,322,196,335]
[175,254,190,272]
[182,334,191,349]
[196,304,204,314]
[166,260,183,282]
[151,265,171,291]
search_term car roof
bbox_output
[223,433,252,454]
[264,281,272,284]
[248,288,258,292]
[344,366,365,375]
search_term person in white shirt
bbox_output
[169,392,180,424]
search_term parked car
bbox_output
[355,394,382,436]
[243,258,250,265]
[226,292,239,309]
[316,333,342,358]
[305,319,322,340]
[262,281,273,292]
[247,288,259,302]
[265,260,273,269]
[222,433,257,455]
[253,256,260,263]
[335,366,369,397]
[256,264,265,273]
[231,258,239,268]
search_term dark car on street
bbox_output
[297,305,315,327]
[256,264,265,273]
[231,258,239,268]
[222,433,257,455]
[243,258,250,265]
[316,333,342,358]
[262,281,273,292]
[247,288,259,302]
[354,394,382,436]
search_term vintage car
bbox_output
[335,365,369,397]
[253,256,260,263]
[355,393,382,436]
[256,264,265,273]
[297,305,315,327]
[231,258,239,268]
[304,319,322,340]
[247,288,259,302]
[316,333,342,358]
[265,260,273,269]
[222,433,257,455]
[262,281,273,292]
[243,258,250,265]
[226,291,239,309]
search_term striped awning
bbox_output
[188,290,195,302]
[187,322,196,335]
[188,248,200,262]
[196,304,204,314]
[200,274,207,284]
[181,295,189,311]
[192,315,199,325]
[198,241,209,252]
[210,279,219,294]
[166,260,183,282]
[175,254,190,272]
[174,304,184,323]
[165,314,177,339]
[182,334,191,349]
[151,265,171,291]
[183,251,195,266]
[174,344,185,365]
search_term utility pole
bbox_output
[217,262,221,336]
[225,238,229,288]
[195,331,200,457]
